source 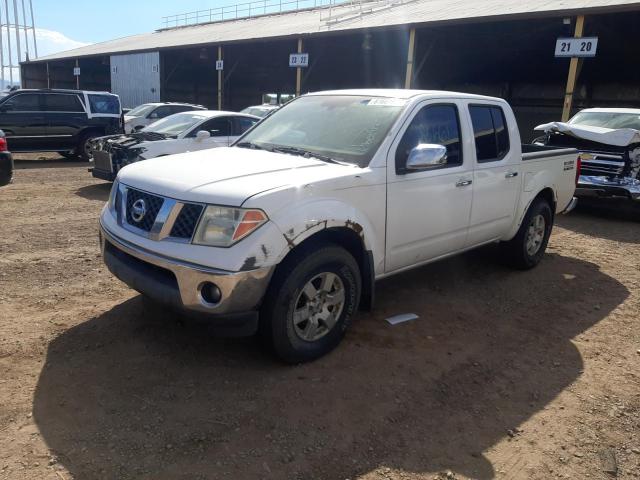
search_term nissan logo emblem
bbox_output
[131,199,147,223]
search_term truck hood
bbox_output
[117,147,356,206]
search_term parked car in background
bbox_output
[90,110,259,181]
[124,102,206,133]
[0,129,13,186]
[240,104,280,118]
[100,89,579,362]
[535,108,640,201]
[0,89,122,161]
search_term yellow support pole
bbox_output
[562,15,585,122]
[217,46,223,110]
[296,38,303,97]
[405,28,416,89]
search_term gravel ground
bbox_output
[0,154,639,480]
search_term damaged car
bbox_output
[534,108,640,201]
[89,110,259,181]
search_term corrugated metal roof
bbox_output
[30,0,640,63]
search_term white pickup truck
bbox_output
[99,89,579,362]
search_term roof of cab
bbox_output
[307,89,506,102]
[577,107,640,114]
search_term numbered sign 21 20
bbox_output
[555,37,598,58]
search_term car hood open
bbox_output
[536,122,640,147]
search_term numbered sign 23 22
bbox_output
[289,53,309,68]
[555,37,598,58]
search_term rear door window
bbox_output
[234,117,258,135]
[42,93,85,113]
[2,93,42,112]
[469,105,510,162]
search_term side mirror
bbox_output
[133,125,144,132]
[406,144,448,170]
[195,130,211,141]
[148,112,159,119]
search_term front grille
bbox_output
[125,188,164,232]
[170,203,204,239]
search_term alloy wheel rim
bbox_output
[526,214,546,256]
[293,272,346,342]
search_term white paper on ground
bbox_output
[385,313,419,326]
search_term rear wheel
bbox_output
[261,245,361,363]
[501,198,553,270]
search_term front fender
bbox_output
[269,197,381,266]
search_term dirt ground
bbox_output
[0,154,639,480]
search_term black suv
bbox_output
[0,89,123,160]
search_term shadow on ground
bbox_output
[14,157,88,170]
[557,198,640,244]
[75,182,111,202]
[33,248,628,479]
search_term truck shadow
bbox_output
[32,250,628,479]
[75,182,112,202]
[557,202,640,244]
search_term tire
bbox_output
[77,132,101,161]
[501,198,553,270]
[0,171,11,186]
[261,244,361,363]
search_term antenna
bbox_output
[0,0,37,88]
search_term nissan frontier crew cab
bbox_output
[99,90,579,363]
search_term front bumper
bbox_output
[100,223,274,335]
[576,175,640,201]
[90,167,116,181]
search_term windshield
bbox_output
[237,95,407,166]
[143,113,209,136]
[569,111,640,130]
[127,104,156,118]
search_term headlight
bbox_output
[108,179,119,213]
[193,206,267,247]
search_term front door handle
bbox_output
[505,171,519,178]
[456,179,473,188]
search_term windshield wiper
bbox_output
[269,145,352,166]
[236,141,269,151]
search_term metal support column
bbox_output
[46,61,50,88]
[217,46,223,110]
[405,27,416,89]
[75,58,80,89]
[562,15,585,122]
[296,37,303,97]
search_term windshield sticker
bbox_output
[366,98,406,107]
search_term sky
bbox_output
[35,0,231,45]
[0,0,234,84]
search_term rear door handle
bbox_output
[456,179,473,188]
[505,172,519,178]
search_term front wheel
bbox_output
[501,198,553,270]
[261,245,361,363]
[77,133,101,161]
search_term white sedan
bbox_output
[90,110,260,181]
[124,102,206,133]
